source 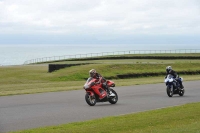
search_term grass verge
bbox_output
[12,102,200,133]
[1,75,200,96]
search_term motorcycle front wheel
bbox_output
[166,85,173,97]
[85,93,96,106]
[108,89,118,104]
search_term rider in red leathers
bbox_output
[86,69,114,96]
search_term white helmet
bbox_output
[89,69,97,77]
[166,66,172,71]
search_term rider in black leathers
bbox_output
[166,66,184,89]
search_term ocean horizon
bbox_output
[0,44,200,66]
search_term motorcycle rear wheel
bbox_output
[166,85,173,97]
[85,93,96,106]
[179,89,185,96]
[108,89,118,104]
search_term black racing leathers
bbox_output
[166,69,178,79]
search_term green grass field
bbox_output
[1,62,200,96]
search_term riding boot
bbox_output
[179,81,184,89]
[106,87,110,94]
[103,83,109,92]
[105,87,112,96]
[102,83,115,96]
[181,84,184,89]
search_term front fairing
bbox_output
[166,81,173,86]
[165,74,176,88]
[165,78,173,83]
[106,80,115,87]
[84,77,108,100]
[164,74,174,83]
[83,77,97,90]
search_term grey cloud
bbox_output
[0,0,200,35]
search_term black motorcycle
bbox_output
[164,74,185,97]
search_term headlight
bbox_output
[84,85,89,89]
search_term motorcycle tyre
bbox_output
[108,89,118,104]
[179,89,185,96]
[166,85,173,97]
[85,93,96,106]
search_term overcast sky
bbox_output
[0,0,200,44]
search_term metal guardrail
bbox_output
[23,49,200,65]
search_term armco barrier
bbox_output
[24,49,200,65]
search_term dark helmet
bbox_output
[89,69,97,78]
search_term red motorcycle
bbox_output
[83,77,118,106]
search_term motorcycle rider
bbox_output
[165,66,184,89]
[88,69,114,96]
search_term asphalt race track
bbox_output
[0,80,200,132]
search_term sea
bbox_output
[0,44,200,66]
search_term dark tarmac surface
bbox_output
[0,80,200,132]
